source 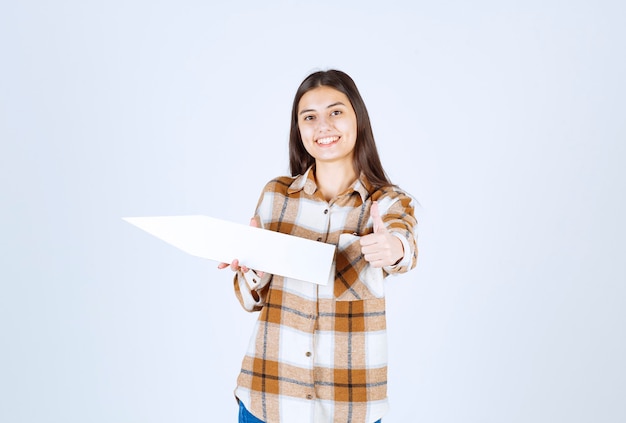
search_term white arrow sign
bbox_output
[123,215,335,285]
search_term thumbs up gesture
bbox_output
[360,201,405,268]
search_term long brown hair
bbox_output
[289,70,391,190]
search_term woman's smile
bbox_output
[316,135,340,145]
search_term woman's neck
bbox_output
[314,161,358,202]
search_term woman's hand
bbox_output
[217,258,253,273]
[360,201,404,268]
[218,259,263,301]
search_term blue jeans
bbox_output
[238,401,265,423]
[238,400,381,422]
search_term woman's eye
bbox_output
[303,115,315,121]
[331,110,342,116]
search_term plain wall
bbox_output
[1,1,625,422]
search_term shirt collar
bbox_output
[288,165,373,203]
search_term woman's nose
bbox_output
[316,115,331,130]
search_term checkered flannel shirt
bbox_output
[233,166,418,423]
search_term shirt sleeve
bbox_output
[375,189,419,276]
[233,270,272,312]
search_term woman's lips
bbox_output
[316,136,340,145]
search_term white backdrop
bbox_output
[1,1,625,422]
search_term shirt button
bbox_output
[323,209,329,214]
[306,394,313,400]
[305,351,312,357]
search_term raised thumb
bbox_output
[371,201,387,233]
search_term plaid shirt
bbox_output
[233,167,418,423]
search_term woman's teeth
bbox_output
[317,136,339,145]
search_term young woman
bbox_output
[219,70,418,423]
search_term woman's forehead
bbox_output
[298,86,352,111]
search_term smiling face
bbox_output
[297,86,358,170]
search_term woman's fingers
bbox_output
[230,259,240,272]
[217,258,261,276]
[217,259,242,271]
[360,233,404,268]
[361,236,391,267]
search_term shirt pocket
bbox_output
[334,233,385,300]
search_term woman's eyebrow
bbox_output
[299,108,315,115]
[299,102,346,115]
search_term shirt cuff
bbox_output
[237,270,265,311]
